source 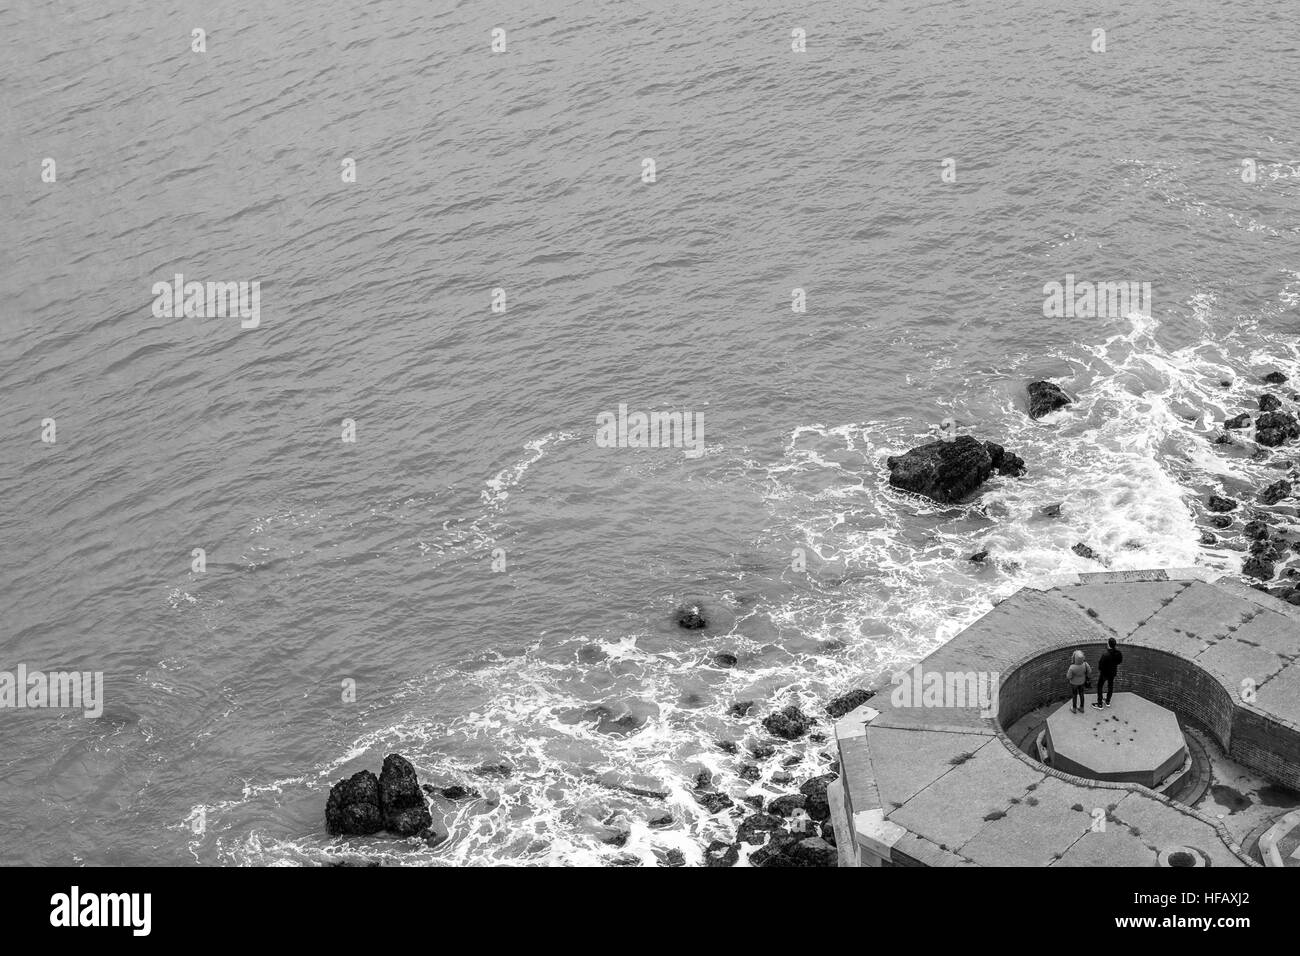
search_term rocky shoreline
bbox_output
[323,688,869,867]
[323,373,1299,865]
[1197,371,1300,603]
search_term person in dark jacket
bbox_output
[1093,638,1122,709]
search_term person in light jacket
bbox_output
[1066,650,1091,713]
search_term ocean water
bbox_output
[1,0,1298,865]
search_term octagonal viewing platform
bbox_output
[1044,693,1187,788]
[826,568,1300,867]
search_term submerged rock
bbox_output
[887,436,1021,504]
[378,754,433,837]
[1264,371,1289,385]
[1027,381,1073,420]
[1199,531,1217,545]
[705,840,740,867]
[1224,413,1253,430]
[1259,394,1283,412]
[712,651,738,668]
[1260,480,1293,505]
[658,848,686,867]
[968,550,989,563]
[825,688,875,719]
[727,700,754,719]
[325,770,383,836]
[1207,495,1238,513]
[674,606,707,630]
[749,741,776,760]
[694,792,733,814]
[1210,515,1233,529]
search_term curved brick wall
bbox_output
[997,642,1234,749]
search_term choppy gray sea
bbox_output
[1,0,1298,864]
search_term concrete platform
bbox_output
[1045,693,1187,788]
[829,568,1300,867]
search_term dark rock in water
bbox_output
[674,606,707,630]
[820,820,837,846]
[1207,495,1238,513]
[1264,371,1289,385]
[1256,411,1300,447]
[437,784,481,801]
[474,761,513,777]
[647,810,674,828]
[659,848,686,867]
[771,770,794,785]
[762,704,815,740]
[984,441,1027,477]
[1260,480,1293,505]
[705,839,740,867]
[1199,531,1217,545]
[783,754,803,767]
[968,550,989,563]
[742,795,765,812]
[1224,413,1253,430]
[1071,543,1101,562]
[886,436,1009,503]
[694,791,733,814]
[1220,379,1233,388]
[825,688,875,719]
[1210,515,1233,529]
[1212,431,1234,445]
[609,854,641,867]
[693,769,713,791]
[768,794,808,818]
[738,763,761,781]
[716,740,738,754]
[1244,519,1271,539]
[1027,381,1073,420]
[597,779,668,801]
[736,813,786,845]
[809,733,827,743]
[378,754,432,837]
[1250,539,1279,558]
[1260,393,1283,412]
[1243,555,1275,581]
[602,830,630,847]
[418,826,447,849]
[325,770,383,836]
[799,774,837,822]
[1040,502,1064,517]
[750,831,801,867]
[727,700,754,719]
[712,651,738,668]
[749,741,776,760]
[788,836,838,867]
